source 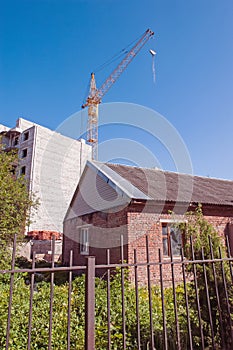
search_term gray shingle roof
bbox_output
[105,163,233,206]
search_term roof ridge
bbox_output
[104,162,233,183]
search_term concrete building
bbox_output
[0,118,92,239]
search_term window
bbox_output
[13,136,19,146]
[23,131,29,141]
[162,223,182,257]
[80,228,89,255]
[22,148,27,158]
[20,166,26,175]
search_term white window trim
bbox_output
[79,226,90,255]
[160,219,187,223]
[76,224,92,229]
[161,221,184,257]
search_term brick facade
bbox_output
[63,201,233,284]
[63,207,128,271]
[126,203,232,284]
[27,230,62,240]
[62,161,233,284]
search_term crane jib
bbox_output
[83,28,154,160]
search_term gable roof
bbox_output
[88,161,151,200]
[104,162,233,207]
[65,161,233,222]
[64,160,149,221]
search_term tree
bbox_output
[179,205,233,349]
[0,147,38,249]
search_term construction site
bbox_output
[0,29,155,260]
[1,2,233,346]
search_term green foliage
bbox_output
[179,204,225,260]
[0,248,12,283]
[0,269,194,350]
[0,205,232,348]
[0,147,38,250]
[179,205,233,349]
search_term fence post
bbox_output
[85,256,95,350]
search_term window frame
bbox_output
[22,148,27,158]
[23,131,29,141]
[80,227,89,255]
[161,221,184,257]
[13,136,19,146]
[20,166,26,175]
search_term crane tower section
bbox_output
[82,29,154,160]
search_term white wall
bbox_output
[1,117,92,232]
[28,124,92,232]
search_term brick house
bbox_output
[63,161,233,280]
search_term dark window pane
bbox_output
[14,137,19,146]
[170,227,182,256]
[163,237,168,255]
[22,149,27,158]
[162,225,167,236]
[23,132,29,141]
[21,166,26,175]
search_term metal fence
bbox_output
[0,235,233,349]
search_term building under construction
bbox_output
[0,29,155,259]
[0,118,92,258]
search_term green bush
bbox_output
[0,231,232,349]
[0,269,194,349]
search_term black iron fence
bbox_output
[0,235,233,349]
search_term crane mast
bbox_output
[82,28,154,160]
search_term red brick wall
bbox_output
[27,230,61,240]
[127,208,180,285]
[63,206,128,271]
[63,202,233,283]
[126,203,233,284]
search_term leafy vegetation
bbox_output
[0,205,232,349]
[0,268,192,350]
[0,147,38,249]
[0,251,232,349]
[179,205,233,349]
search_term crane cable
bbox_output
[93,32,143,73]
[94,50,128,73]
[81,30,151,106]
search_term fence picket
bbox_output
[1,235,233,350]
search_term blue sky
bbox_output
[1,0,233,179]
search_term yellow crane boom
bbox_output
[82,28,154,160]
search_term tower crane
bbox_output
[81,28,154,160]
